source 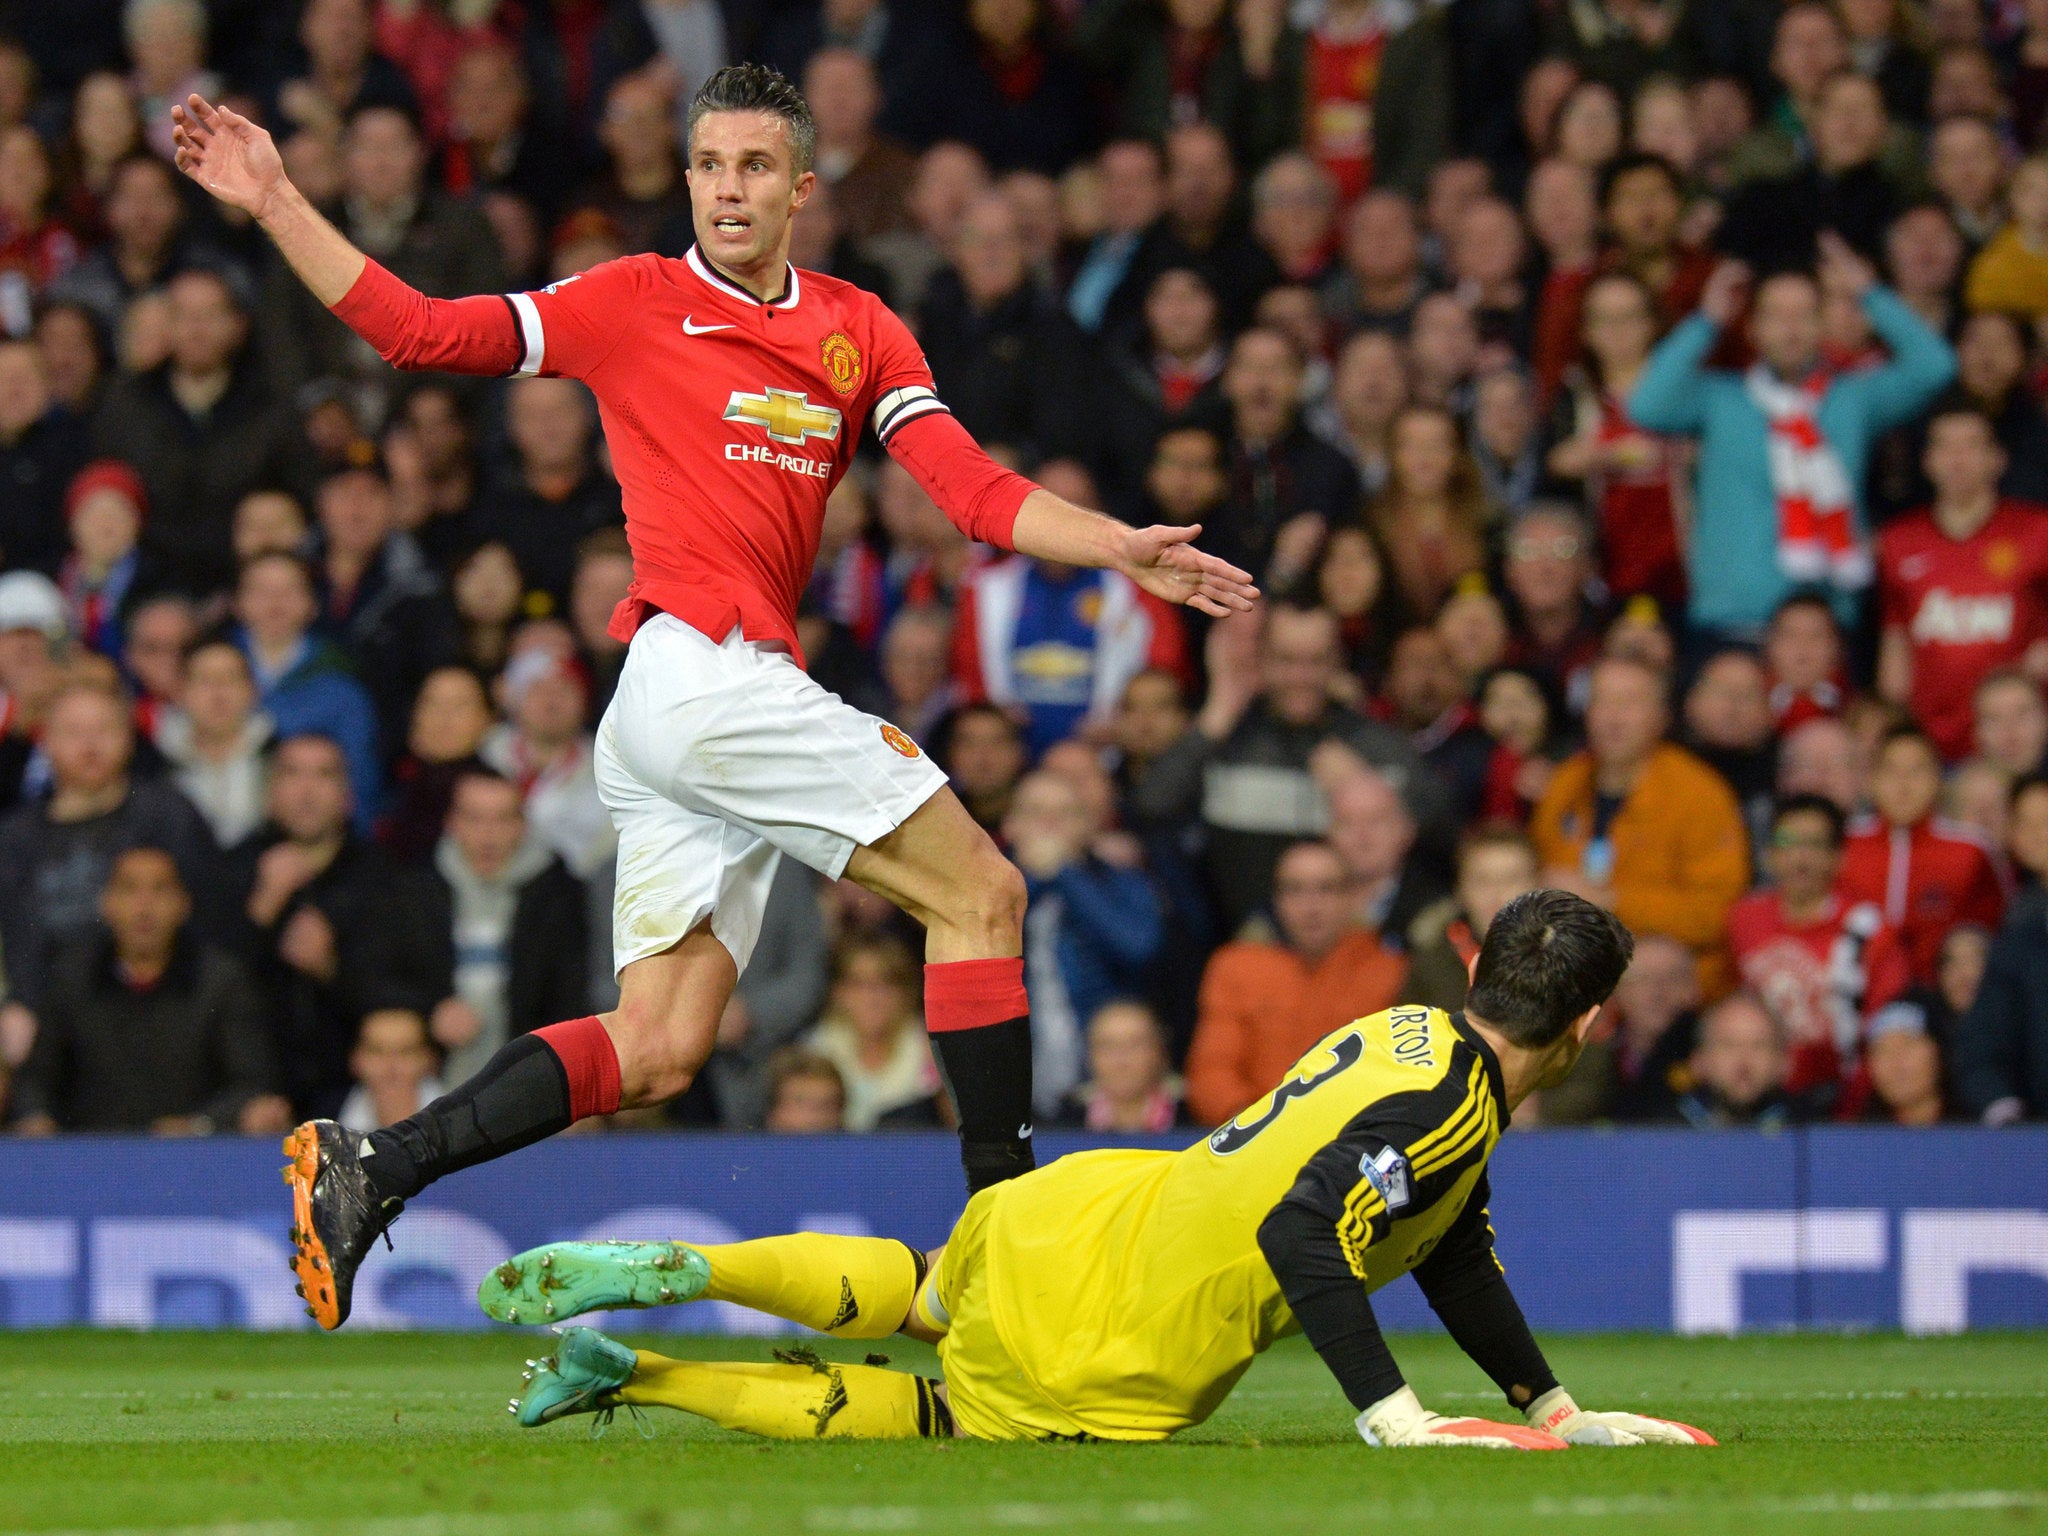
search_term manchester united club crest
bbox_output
[1986,540,2021,580]
[879,722,920,758]
[821,331,862,395]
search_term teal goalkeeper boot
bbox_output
[509,1326,638,1428]
[479,1240,712,1325]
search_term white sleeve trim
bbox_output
[506,292,545,376]
[874,384,949,441]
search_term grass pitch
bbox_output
[0,1330,2042,1535]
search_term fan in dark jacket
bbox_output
[92,269,311,595]
[9,846,287,1135]
[0,685,220,1017]
[1955,888,2048,1125]
[917,195,1092,464]
[224,733,412,1119]
[386,769,590,1089]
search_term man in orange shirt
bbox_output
[1184,839,1407,1124]
[1530,655,1751,996]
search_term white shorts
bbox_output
[595,615,948,976]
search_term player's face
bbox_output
[687,110,815,278]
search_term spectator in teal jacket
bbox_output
[1631,233,1954,640]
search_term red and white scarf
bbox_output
[1747,364,1872,591]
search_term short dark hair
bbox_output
[766,1045,844,1101]
[452,763,518,799]
[239,548,315,589]
[1456,820,1538,874]
[1877,721,1940,763]
[1598,150,1682,209]
[1466,890,1635,1047]
[687,63,816,174]
[2011,771,2048,812]
[1771,588,1840,629]
[1924,399,2002,440]
[1773,792,1846,847]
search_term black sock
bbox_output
[361,1033,573,1202]
[928,1016,1036,1194]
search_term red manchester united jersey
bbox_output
[1877,500,2048,759]
[334,246,1033,664]
[1726,889,1910,1094]
[1837,816,2006,982]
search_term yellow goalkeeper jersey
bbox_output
[935,1005,1509,1441]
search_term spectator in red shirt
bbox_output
[1765,591,1849,731]
[1532,152,1713,407]
[1840,725,2007,982]
[1729,793,1911,1104]
[1545,270,1688,609]
[1878,406,2048,761]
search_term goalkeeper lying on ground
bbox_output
[491,889,1712,1450]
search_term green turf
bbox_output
[0,1330,2042,1535]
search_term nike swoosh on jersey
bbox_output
[682,317,735,334]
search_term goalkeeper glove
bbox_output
[1358,1385,1568,1449]
[1525,1387,1716,1446]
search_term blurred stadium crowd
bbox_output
[1,0,2047,1140]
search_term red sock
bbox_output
[923,957,1029,1032]
[534,1016,623,1119]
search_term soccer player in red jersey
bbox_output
[1727,795,1910,1106]
[1877,405,2048,761]
[171,66,1257,1329]
[1838,726,2006,984]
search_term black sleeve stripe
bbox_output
[874,385,950,442]
[505,291,545,375]
[875,400,950,444]
[495,294,524,378]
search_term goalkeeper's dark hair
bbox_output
[1465,890,1634,1048]
[687,63,816,175]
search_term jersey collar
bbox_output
[1448,1011,1509,1118]
[686,244,802,310]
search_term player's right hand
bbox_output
[1524,1387,1716,1446]
[170,95,285,219]
[1357,1386,1567,1450]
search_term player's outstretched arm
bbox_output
[1410,1189,1715,1448]
[1254,1201,1564,1450]
[879,410,1257,616]
[172,94,522,376]
[171,95,366,305]
[1010,492,1259,619]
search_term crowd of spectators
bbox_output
[3,0,2048,1139]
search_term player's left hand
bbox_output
[1118,524,1258,617]
[1525,1387,1716,1447]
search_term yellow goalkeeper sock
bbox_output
[694,1234,920,1339]
[619,1348,949,1439]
